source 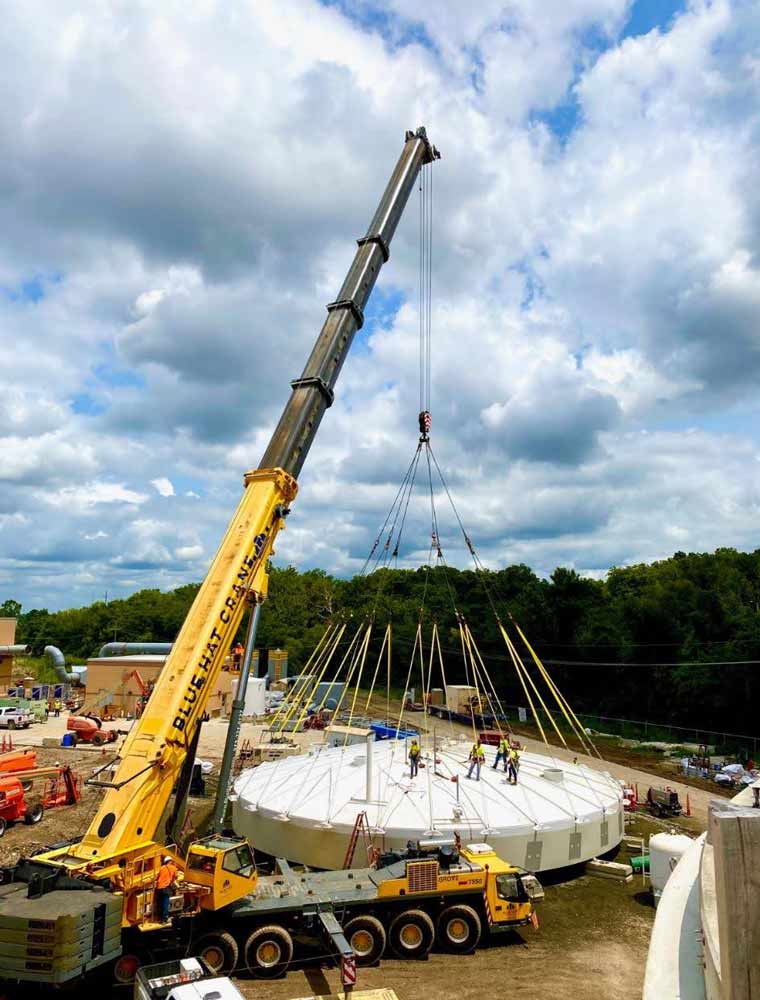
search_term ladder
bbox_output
[342,811,378,869]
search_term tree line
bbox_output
[4,545,759,734]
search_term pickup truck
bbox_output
[0,707,32,730]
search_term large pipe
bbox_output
[0,645,31,655]
[97,642,173,658]
[44,645,80,685]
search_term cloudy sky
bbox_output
[1,0,759,612]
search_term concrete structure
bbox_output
[644,780,760,999]
[231,734,624,872]
[84,654,235,718]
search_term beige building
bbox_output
[84,654,235,718]
[0,619,19,688]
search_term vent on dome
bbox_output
[541,768,564,783]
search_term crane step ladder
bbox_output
[342,811,379,869]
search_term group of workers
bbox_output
[467,737,520,781]
[407,736,521,784]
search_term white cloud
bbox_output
[1,0,759,611]
[151,477,175,497]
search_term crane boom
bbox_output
[60,127,439,869]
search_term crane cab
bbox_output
[184,836,257,910]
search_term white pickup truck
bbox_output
[135,958,244,1000]
[0,706,32,729]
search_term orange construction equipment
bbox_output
[12,764,82,810]
[67,715,118,746]
[0,775,44,836]
[0,748,37,773]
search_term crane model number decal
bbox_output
[172,530,269,734]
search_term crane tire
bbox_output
[92,731,106,746]
[194,931,239,974]
[388,909,435,959]
[437,904,481,953]
[244,924,294,978]
[343,914,386,965]
[24,800,44,825]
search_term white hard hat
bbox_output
[163,855,172,863]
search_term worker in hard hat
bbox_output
[156,854,178,923]
[53,699,61,717]
[408,739,421,778]
[507,746,521,785]
[466,738,485,780]
[231,642,245,671]
[493,735,509,772]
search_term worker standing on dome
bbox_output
[467,738,485,780]
[408,738,421,778]
[507,746,521,785]
[493,735,509,772]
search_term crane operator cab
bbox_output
[184,836,257,910]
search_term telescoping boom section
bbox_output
[0,129,440,988]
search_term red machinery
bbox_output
[0,748,37,773]
[0,775,43,836]
[67,715,118,746]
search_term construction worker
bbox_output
[231,642,244,670]
[493,735,509,771]
[507,746,520,785]
[53,698,61,717]
[467,738,485,780]
[408,739,421,778]
[156,855,178,923]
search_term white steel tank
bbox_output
[649,832,694,906]
[231,735,624,872]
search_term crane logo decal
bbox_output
[172,529,270,734]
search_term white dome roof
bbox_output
[232,736,624,872]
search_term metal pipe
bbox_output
[0,645,31,655]
[212,602,263,833]
[44,645,80,685]
[365,730,374,803]
[97,642,173,658]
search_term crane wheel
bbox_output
[344,914,386,965]
[92,731,106,746]
[388,909,435,959]
[113,953,143,984]
[437,904,481,952]
[24,800,44,825]
[244,924,294,978]
[194,931,239,974]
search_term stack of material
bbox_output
[585,858,633,882]
[444,685,480,713]
[0,883,122,984]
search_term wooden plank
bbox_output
[709,801,760,999]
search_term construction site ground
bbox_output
[0,707,724,997]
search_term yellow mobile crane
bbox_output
[0,129,540,990]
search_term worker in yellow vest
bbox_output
[408,739,421,778]
[466,738,485,780]
[493,736,509,772]
[507,746,521,785]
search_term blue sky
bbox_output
[1,0,759,613]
